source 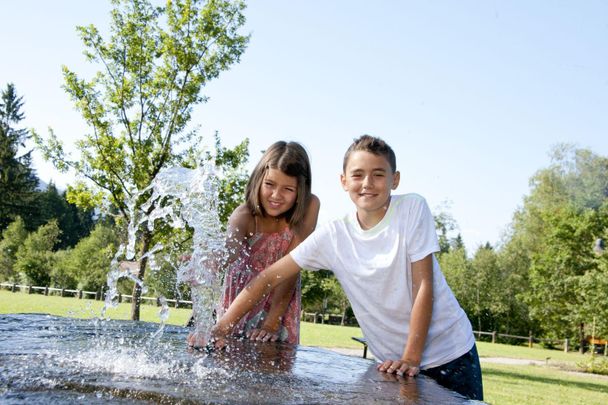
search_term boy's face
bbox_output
[340,151,400,222]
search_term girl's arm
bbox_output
[377,254,433,377]
[223,205,255,265]
[212,254,302,345]
[251,195,320,341]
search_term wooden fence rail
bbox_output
[3,282,606,354]
[0,282,193,309]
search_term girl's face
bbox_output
[260,168,298,217]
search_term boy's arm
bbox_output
[378,254,433,377]
[249,273,298,341]
[211,254,302,345]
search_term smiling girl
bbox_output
[210,141,319,344]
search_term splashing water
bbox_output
[103,163,227,341]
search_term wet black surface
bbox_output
[0,314,473,404]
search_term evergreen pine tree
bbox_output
[0,83,39,231]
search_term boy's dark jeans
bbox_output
[420,344,484,401]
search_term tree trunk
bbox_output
[130,230,152,321]
[579,322,586,354]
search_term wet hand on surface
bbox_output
[246,327,280,342]
[377,358,420,377]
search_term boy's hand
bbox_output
[377,359,420,377]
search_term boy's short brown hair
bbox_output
[343,135,397,173]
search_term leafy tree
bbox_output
[0,217,28,282]
[0,83,38,231]
[53,222,120,291]
[15,220,61,286]
[450,233,465,251]
[526,204,605,347]
[301,269,332,311]
[321,276,350,324]
[433,202,457,255]
[33,183,95,249]
[439,246,472,312]
[469,243,508,333]
[502,145,608,343]
[35,0,249,320]
[494,234,536,337]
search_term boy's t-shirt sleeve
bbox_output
[290,223,332,271]
[406,195,441,262]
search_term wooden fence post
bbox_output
[175,298,180,308]
[78,290,83,299]
[492,331,496,344]
[118,293,122,303]
[44,286,49,296]
[28,285,32,294]
[528,331,533,348]
[11,283,16,292]
[564,338,569,353]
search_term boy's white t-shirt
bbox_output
[290,193,474,369]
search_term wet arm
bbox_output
[378,254,433,376]
[402,254,433,365]
[214,254,302,337]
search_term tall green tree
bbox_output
[34,183,95,249]
[433,202,457,255]
[35,0,249,320]
[504,145,608,344]
[15,220,61,286]
[0,83,39,230]
[53,222,120,291]
[0,217,28,282]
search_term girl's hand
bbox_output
[377,359,420,377]
[187,329,208,348]
[246,328,280,342]
[187,318,231,351]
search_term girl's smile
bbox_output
[260,168,298,218]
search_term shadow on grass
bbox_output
[483,367,608,394]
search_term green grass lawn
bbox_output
[482,362,608,405]
[2,289,607,404]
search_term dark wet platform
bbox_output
[0,314,475,404]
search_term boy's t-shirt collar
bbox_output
[347,195,396,235]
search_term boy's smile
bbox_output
[341,151,400,229]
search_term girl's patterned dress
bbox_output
[219,227,301,344]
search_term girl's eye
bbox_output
[285,188,296,193]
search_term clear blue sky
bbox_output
[2,1,607,252]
